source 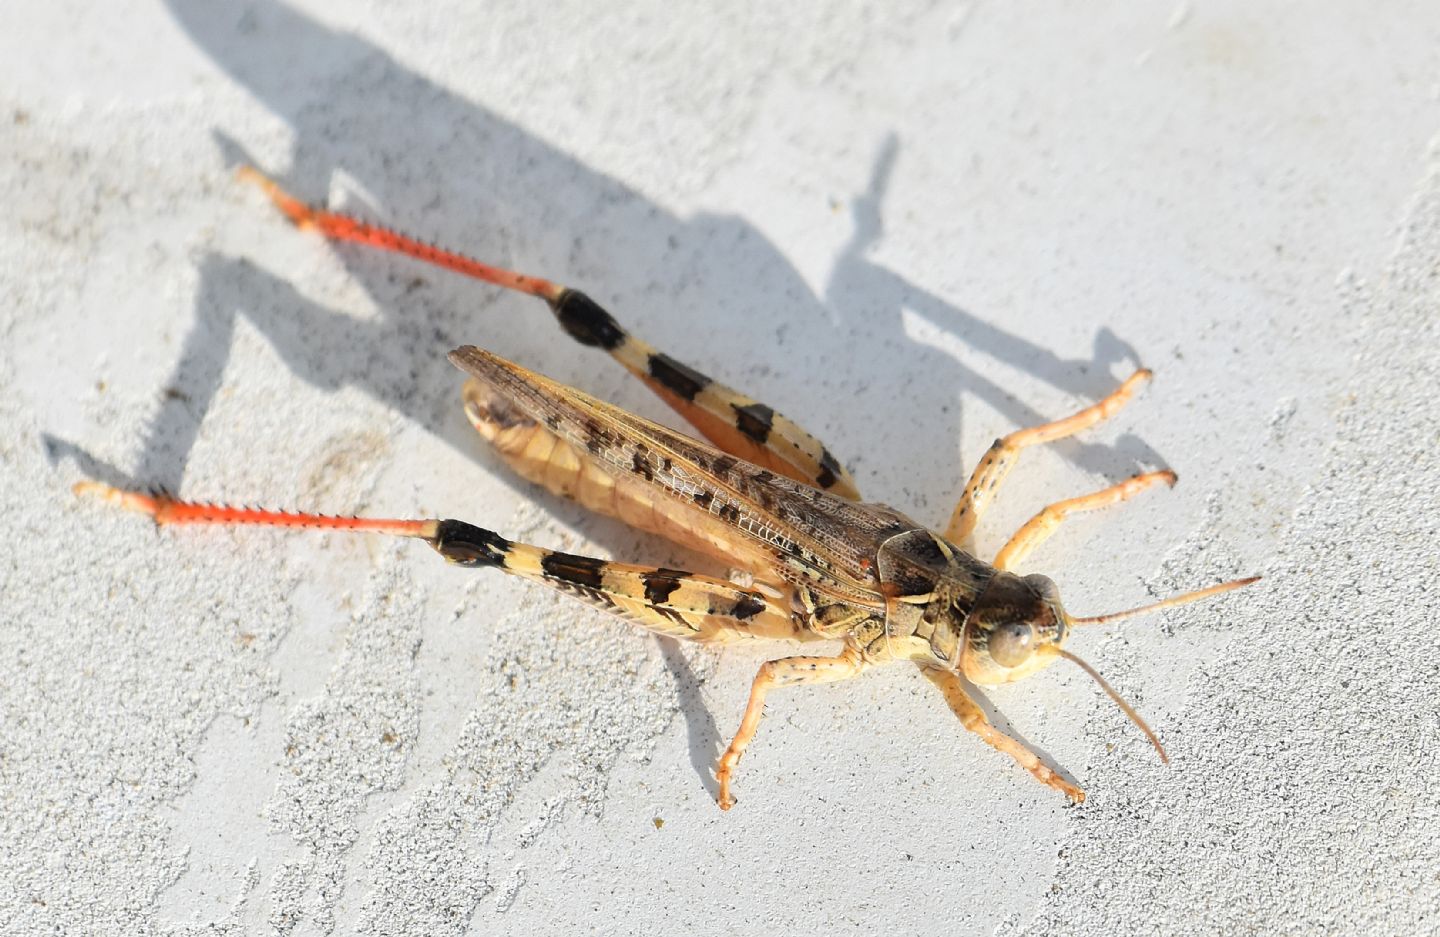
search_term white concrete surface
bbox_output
[2,1,1438,934]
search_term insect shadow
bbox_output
[53,0,1164,798]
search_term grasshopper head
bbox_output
[960,571,1069,686]
[958,568,1259,764]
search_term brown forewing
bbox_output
[448,346,916,608]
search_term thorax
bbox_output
[873,528,997,666]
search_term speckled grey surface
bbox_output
[2,2,1438,934]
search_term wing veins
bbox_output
[450,346,906,606]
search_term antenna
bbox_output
[1053,647,1169,764]
[1070,576,1259,626]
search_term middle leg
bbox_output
[716,645,869,809]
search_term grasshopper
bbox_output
[78,167,1257,810]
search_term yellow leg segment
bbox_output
[944,368,1152,545]
[921,666,1085,803]
[716,646,868,810]
[993,469,1177,571]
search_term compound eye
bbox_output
[988,621,1035,668]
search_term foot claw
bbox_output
[716,762,737,811]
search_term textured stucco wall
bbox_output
[2,2,1437,934]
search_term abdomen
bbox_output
[462,378,784,583]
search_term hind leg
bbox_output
[240,167,859,498]
[72,483,793,645]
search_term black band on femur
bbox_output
[433,519,511,567]
[551,289,625,350]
